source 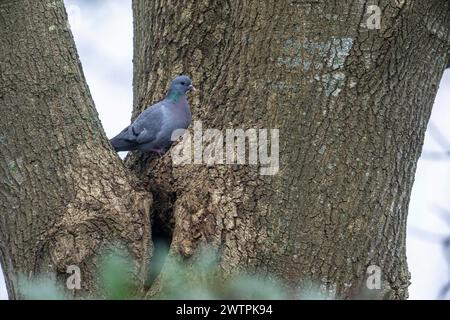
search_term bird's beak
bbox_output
[189,85,197,92]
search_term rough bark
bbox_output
[0,0,449,300]
[131,0,450,299]
[0,0,151,299]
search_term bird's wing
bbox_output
[131,102,165,145]
[117,125,135,141]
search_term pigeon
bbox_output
[110,75,195,155]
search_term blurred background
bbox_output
[1,0,449,300]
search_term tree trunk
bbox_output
[0,0,151,299]
[131,0,450,299]
[1,0,449,300]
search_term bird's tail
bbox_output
[110,126,138,152]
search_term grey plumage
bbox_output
[110,75,194,154]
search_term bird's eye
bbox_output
[181,82,186,85]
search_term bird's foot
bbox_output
[150,149,165,157]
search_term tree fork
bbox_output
[0,0,152,298]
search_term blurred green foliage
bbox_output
[98,247,137,299]
[17,245,331,300]
[18,274,66,300]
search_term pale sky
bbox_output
[1,0,449,300]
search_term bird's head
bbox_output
[170,75,196,94]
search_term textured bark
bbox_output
[1,0,449,301]
[131,0,450,299]
[0,0,151,299]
